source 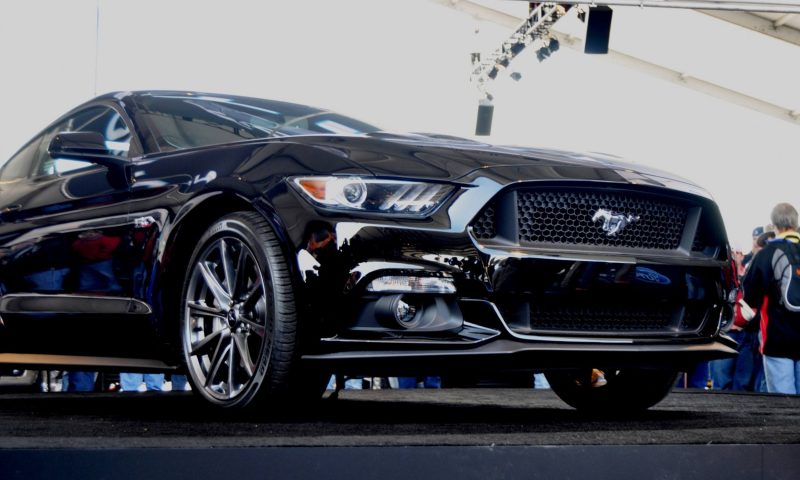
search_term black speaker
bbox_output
[585,6,612,54]
[475,101,494,136]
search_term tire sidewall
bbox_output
[546,369,678,412]
[179,214,283,408]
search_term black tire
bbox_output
[545,368,678,413]
[180,211,313,408]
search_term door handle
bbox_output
[1,204,21,214]
[0,204,21,223]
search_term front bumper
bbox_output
[268,176,736,374]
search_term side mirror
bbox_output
[47,131,131,187]
[48,131,111,157]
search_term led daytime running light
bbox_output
[366,276,456,294]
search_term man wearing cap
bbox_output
[742,226,765,269]
[741,203,800,394]
[711,226,769,391]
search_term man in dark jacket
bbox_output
[741,203,800,394]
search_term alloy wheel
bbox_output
[183,236,269,403]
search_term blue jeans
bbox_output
[763,356,800,394]
[62,372,96,392]
[711,329,763,391]
[120,373,164,391]
[397,377,441,388]
[170,374,188,391]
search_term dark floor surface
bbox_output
[0,388,798,449]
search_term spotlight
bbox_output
[475,98,494,136]
[536,47,550,62]
[585,6,613,54]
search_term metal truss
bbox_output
[470,3,569,97]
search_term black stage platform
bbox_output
[0,388,798,479]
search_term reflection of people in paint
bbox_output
[64,231,125,391]
[71,231,122,293]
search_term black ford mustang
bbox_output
[0,91,736,410]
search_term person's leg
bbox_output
[423,376,441,388]
[795,360,800,395]
[732,330,758,391]
[67,372,96,392]
[711,358,735,390]
[534,373,550,389]
[397,377,418,389]
[343,377,363,389]
[120,373,144,392]
[763,356,797,394]
[171,374,188,391]
[713,330,743,389]
[144,373,164,391]
[687,361,710,389]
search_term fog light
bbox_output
[375,294,419,329]
[395,299,417,326]
[366,276,455,294]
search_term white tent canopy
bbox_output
[0,0,797,249]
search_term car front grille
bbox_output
[471,204,497,240]
[500,302,709,336]
[469,185,724,255]
[516,189,687,250]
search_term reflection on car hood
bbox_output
[280,133,711,199]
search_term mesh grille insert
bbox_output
[471,204,497,240]
[500,303,708,336]
[530,305,675,332]
[517,189,688,250]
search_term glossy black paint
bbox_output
[0,91,736,374]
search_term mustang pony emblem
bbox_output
[592,208,640,236]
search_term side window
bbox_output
[0,137,42,182]
[34,106,131,177]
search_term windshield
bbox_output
[135,93,381,152]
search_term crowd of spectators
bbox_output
[694,202,800,395]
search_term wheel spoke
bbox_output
[219,239,236,295]
[187,302,226,320]
[227,335,236,398]
[240,317,266,338]
[190,327,224,356]
[231,245,247,302]
[242,277,263,311]
[205,331,231,388]
[233,332,255,377]
[198,261,231,310]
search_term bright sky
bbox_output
[0,0,797,250]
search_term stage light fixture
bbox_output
[475,97,494,136]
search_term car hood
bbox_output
[281,133,712,199]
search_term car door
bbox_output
[0,104,159,359]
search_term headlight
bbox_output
[291,176,454,215]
